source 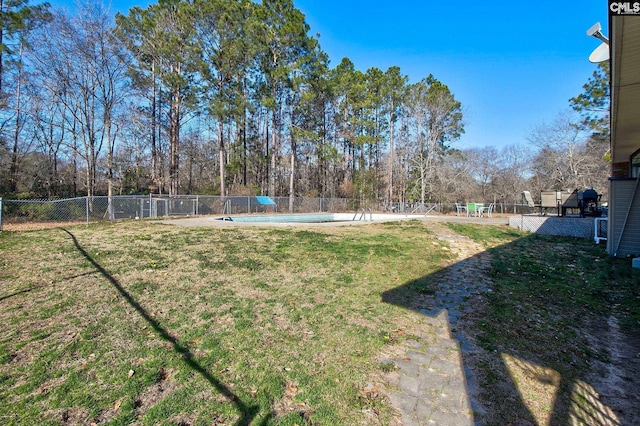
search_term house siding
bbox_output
[608,179,640,257]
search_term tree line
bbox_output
[0,0,609,209]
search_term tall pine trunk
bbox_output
[9,43,23,193]
[150,60,159,192]
[289,141,295,212]
[169,87,181,196]
[218,119,225,197]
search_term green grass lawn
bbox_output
[0,220,454,425]
[0,220,637,425]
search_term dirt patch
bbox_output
[59,407,89,425]
[130,367,181,421]
[577,315,640,425]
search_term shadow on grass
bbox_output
[0,271,100,302]
[63,229,261,425]
[382,231,634,425]
[0,287,35,302]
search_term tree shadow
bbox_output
[0,271,99,302]
[381,232,632,425]
[62,229,260,425]
[0,287,36,302]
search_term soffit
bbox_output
[611,16,640,162]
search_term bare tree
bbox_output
[29,2,130,208]
[464,147,500,201]
[402,75,464,204]
[528,112,606,193]
[30,73,68,197]
[436,149,475,203]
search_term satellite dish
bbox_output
[589,42,610,63]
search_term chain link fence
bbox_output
[508,214,607,240]
[0,197,110,231]
[0,195,534,231]
[0,195,367,231]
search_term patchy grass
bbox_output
[445,222,640,424]
[2,219,638,425]
[0,220,450,425]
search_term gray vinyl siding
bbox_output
[608,179,640,257]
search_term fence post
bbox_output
[108,195,114,221]
[86,197,89,224]
[0,197,3,231]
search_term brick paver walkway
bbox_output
[381,222,493,425]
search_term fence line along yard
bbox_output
[0,195,358,231]
[0,195,532,231]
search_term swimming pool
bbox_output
[161,212,507,228]
[217,213,339,223]
[215,213,423,224]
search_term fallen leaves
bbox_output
[358,382,380,400]
[285,381,299,398]
[113,397,124,411]
[274,380,315,421]
[249,386,259,398]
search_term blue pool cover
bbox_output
[255,196,276,205]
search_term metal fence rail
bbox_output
[0,197,110,230]
[508,214,609,242]
[0,195,363,231]
[0,195,533,231]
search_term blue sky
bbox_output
[57,0,609,150]
[291,0,609,150]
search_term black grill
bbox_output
[580,188,601,217]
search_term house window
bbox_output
[632,148,640,178]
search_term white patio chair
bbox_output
[482,203,494,218]
[522,191,540,209]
